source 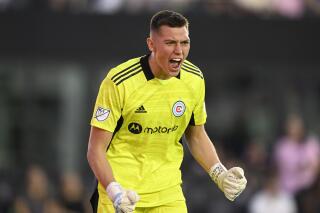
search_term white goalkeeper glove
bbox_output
[209,163,247,201]
[106,182,140,213]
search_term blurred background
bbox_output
[1,0,320,212]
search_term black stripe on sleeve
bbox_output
[112,65,141,84]
[182,68,203,79]
[179,137,183,145]
[182,63,201,73]
[90,180,99,213]
[111,61,140,81]
[184,61,200,70]
[107,115,124,151]
[189,112,195,126]
[115,68,143,85]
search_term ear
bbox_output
[147,37,155,52]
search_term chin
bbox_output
[169,70,180,77]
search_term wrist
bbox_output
[208,162,227,183]
[106,181,123,201]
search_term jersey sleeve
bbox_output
[90,76,122,132]
[191,78,207,125]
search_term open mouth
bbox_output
[169,58,182,70]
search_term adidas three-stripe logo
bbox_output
[135,105,147,113]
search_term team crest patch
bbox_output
[95,107,110,121]
[172,101,186,117]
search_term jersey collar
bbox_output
[140,54,180,81]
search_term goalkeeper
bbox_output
[87,10,247,213]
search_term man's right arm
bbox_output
[87,126,140,212]
[87,126,115,189]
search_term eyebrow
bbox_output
[164,39,190,43]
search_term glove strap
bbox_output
[106,181,123,201]
[208,162,227,183]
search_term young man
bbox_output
[87,10,247,213]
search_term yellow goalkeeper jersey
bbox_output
[90,54,207,207]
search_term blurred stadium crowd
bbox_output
[1,0,320,213]
[0,0,320,18]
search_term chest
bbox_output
[122,79,197,125]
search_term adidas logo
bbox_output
[135,105,147,113]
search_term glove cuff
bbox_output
[208,162,227,184]
[106,181,123,201]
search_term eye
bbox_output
[181,41,190,46]
[165,41,175,45]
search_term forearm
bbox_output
[87,146,115,189]
[87,127,116,189]
[186,126,247,201]
[185,126,221,172]
[191,140,220,172]
[87,134,140,212]
[87,128,140,211]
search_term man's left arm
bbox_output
[185,125,247,201]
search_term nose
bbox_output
[174,43,182,54]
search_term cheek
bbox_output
[155,50,168,67]
[183,46,190,56]
[160,46,172,54]
[157,47,171,59]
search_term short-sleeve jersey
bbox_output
[90,54,207,207]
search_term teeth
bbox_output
[171,59,181,62]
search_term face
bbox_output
[286,116,305,141]
[147,25,190,79]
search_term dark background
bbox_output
[1,1,320,212]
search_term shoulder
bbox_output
[106,57,143,85]
[181,59,204,80]
[180,59,205,92]
[306,136,320,150]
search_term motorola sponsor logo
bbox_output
[128,122,143,134]
[128,122,178,134]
